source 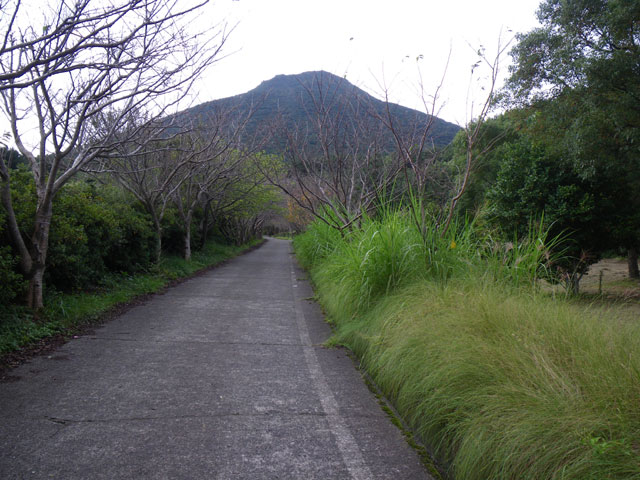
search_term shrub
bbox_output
[3,172,155,295]
[46,181,155,291]
[0,196,25,305]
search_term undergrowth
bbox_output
[295,208,640,480]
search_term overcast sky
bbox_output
[196,0,543,126]
[0,0,543,145]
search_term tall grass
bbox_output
[295,209,640,479]
[295,207,549,317]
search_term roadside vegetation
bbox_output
[295,210,640,479]
[0,160,274,355]
[290,1,640,477]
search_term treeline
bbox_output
[0,1,282,310]
[488,0,640,289]
[445,108,640,293]
[0,146,279,307]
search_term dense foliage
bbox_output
[0,157,275,308]
[296,212,640,480]
[501,0,640,282]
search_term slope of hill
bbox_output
[179,70,461,152]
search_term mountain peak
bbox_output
[251,70,354,96]
[179,71,461,152]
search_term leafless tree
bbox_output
[109,106,259,261]
[107,130,207,263]
[440,39,512,236]
[170,138,249,261]
[371,60,450,240]
[376,40,511,239]
[0,0,226,308]
[260,73,403,234]
[197,160,258,247]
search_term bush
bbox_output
[2,172,155,295]
[46,181,155,291]
[0,205,25,305]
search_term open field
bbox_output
[545,258,640,318]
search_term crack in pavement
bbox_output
[85,337,312,347]
[33,410,380,425]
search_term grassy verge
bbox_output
[0,239,262,355]
[295,212,640,480]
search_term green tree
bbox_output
[488,130,629,294]
[2,170,154,294]
[507,0,640,277]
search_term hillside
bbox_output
[178,71,461,152]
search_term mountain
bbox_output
[178,70,461,152]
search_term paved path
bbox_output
[0,238,432,479]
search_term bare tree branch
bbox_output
[0,0,227,308]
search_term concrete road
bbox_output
[0,238,433,479]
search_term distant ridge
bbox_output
[179,70,461,152]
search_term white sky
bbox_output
[0,0,543,147]
[196,0,543,126]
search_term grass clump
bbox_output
[0,239,261,354]
[295,209,640,479]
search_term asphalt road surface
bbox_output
[0,238,433,479]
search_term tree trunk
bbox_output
[629,248,639,279]
[199,218,209,250]
[27,201,53,309]
[183,228,191,261]
[27,265,46,310]
[153,218,162,264]
[182,211,193,261]
[0,171,33,275]
[199,202,211,249]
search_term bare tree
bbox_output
[170,138,248,261]
[196,156,260,248]
[109,106,258,261]
[0,0,226,308]
[260,73,402,234]
[376,40,511,239]
[440,40,512,236]
[107,131,205,263]
[371,60,450,240]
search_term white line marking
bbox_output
[289,255,373,480]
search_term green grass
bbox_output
[0,239,262,354]
[295,211,640,480]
